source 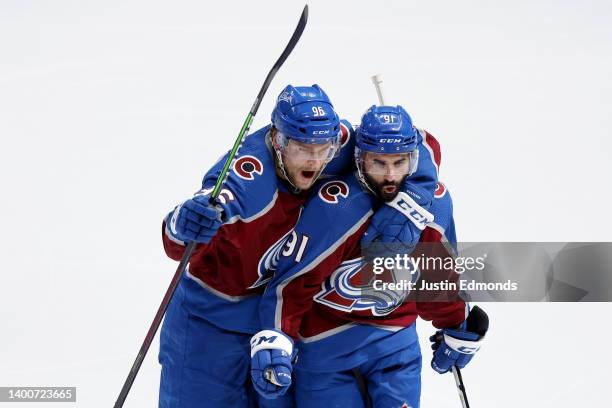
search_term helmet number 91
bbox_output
[382,114,396,123]
[312,106,326,116]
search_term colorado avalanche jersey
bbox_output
[162,123,441,334]
[258,176,465,370]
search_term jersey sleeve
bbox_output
[416,184,467,328]
[161,126,277,261]
[405,129,442,207]
[160,151,245,260]
[162,218,188,261]
[259,180,373,340]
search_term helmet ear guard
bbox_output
[271,127,282,151]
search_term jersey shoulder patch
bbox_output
[230,125,275,185]
[233,155,264,180]
[202,125,279,220]
[314,174,371,207]
[304,174,373,234]
[434,181,447,198]
[318,180,350,204]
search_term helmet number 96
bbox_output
[312,106,326,116]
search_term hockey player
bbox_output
[159,87,441,407]
[252,106,488,407]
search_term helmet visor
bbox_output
[359,150,418,176]
[277,131,340,162]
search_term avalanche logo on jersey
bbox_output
[314,257,420,316]
[249,229,294,289]
[434,181,447,198]
[233,155,263,180]
[318,180,349,204]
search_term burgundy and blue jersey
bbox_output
[162,123,441,334]
[258,140,465,370]
[300,183,466,371]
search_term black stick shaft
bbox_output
[452,366,471,408]
[114,243,195,408]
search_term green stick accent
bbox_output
[210,112,254,199]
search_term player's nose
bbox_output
[383,165,395,176]
[384,175,398,183]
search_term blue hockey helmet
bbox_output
[271,84,341,145]
[355,105,418,153]
[355,105,419,179]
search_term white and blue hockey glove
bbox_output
[362,183,434,255]
[167,190,224,244]
[430,306,489,374]
[250,329,295,399]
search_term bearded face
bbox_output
[361,152,411,201]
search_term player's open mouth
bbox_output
[383,185,397,193]
[301,170,315,179]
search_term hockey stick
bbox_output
[343,74,391,408]
[372,75,471,408]
[113,5,309,407]
[371,73,386,105]
[372,73,471,408]
[452,366,471,408]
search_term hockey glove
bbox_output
[430,305,489,374]
[250,329,295,399]
[362,182,434,256]
[167,190,224,244]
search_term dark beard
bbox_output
[363,173,407,202]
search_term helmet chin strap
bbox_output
[275,147,301,193]
[267,129,299,192]
[354,147,378,196]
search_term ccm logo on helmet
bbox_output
[379,138,402,143]
[319,181,349,204]
[233,155,263,180]
[313,130,331,135]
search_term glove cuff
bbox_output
[386,191,434,230]
[195,189,230,220]
[168,201,188,237]
[443,330,483,355]
[250,330,293,358]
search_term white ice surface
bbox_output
[1,1,611,406]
